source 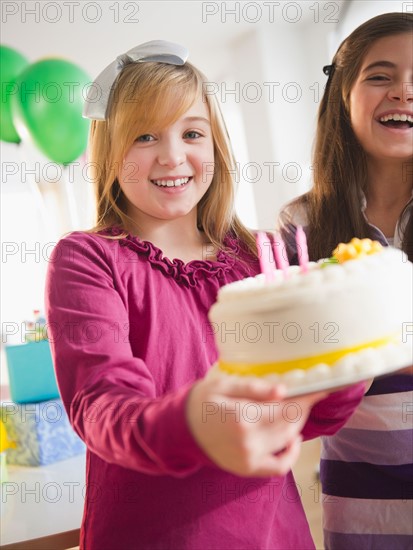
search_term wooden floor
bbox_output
[292,438,324,549]
[67,439,324,550]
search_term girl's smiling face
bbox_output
[118,95,214,227]
[349,32,413,163]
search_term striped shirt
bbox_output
[321,375,413,550]
[278,192,413,550]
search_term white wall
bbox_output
[331,0,408,53]
[219,8,339,229]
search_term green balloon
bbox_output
[0,45,29,143]
[11,58,91,164]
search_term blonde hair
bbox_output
[88,60,257,256]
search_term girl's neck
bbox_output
[127,214,214,263]
[365,158,412,238]
[365,159,412,207]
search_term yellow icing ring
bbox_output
[218,335,397,376]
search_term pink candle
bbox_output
[256,232,275,282]
[273,233,290,278]
[296,225,309,273]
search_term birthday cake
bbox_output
[209,239,413,391]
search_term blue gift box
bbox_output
[1,400,85,466]
[5,340,60,404]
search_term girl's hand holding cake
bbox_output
[186,373,327,477]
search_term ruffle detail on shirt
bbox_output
[101,226,240,287]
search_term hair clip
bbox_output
[83,40,189,121]
[323,64,335,77]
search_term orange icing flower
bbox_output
[333,238,383,263]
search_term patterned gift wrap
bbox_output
[1,400,85,466]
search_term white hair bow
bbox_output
[83,40,189,120]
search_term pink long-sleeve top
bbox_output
[45,228,365,550]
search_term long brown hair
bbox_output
[294,12,413,261]
[87,60,257,257]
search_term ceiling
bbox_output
[1,0,346,81]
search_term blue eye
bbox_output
[136,134,155,142]
[184,131,202,139]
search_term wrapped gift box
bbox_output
[5,340,60,404]
[1,399,85,466]
[0,418,14,482]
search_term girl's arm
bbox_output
[301,383,367,440]
[46,233,364,477]
[45,233,212,477]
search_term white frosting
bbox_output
[209,248,413,367]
